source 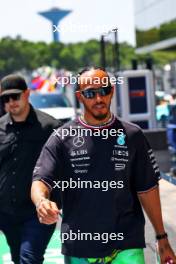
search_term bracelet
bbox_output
[156,232,168,240]
[36,197,49,209]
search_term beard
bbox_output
[92,112,108,120]
[84,103,110,121]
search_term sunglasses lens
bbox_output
[11,94,21,100]
[2,93,21,103]
[99,86,112,96]
[2,96,9,103]
[82,90,95,99]
[82,86,112,99]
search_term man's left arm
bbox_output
[138,186,176,264]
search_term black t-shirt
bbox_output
[33,115,161,258]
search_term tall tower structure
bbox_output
[38,7,71,42]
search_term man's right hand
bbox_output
[36,198,60,225]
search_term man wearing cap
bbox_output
[31,67,176,264]
[0,74,61,264]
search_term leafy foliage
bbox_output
[136,19,176,48]
[0,36,176,77]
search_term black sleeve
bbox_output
[0,98,5,117]
[33,132,63,190]
[132,129,161,193]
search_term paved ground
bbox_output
[0,179,175,264]
[144,179,176,263]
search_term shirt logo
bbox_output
[73,136,85,148]
[117,134,126,146]
[70,149,88,157]
[113,150,129,157]
[115,163,126,171]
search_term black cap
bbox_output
[0,74,27,96]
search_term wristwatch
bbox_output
[156,232,168,240]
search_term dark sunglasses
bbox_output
[80,86,112,99]
[2,93,22,103]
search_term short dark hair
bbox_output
[75,66,111,91]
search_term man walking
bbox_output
[31,67,176,264]
[0,74,61,263]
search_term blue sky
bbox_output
[0,0,135,45]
